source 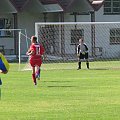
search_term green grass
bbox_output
[0,62,120,120]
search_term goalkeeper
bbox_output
[77,37,89,70]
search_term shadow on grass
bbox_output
[89,68,109,70]
[47,85,77,88]
[41,81,77,88]
[42,81,73,83]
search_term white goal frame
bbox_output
[34,22,120,70]
[0,29,29,70]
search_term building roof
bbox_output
[57,0,104,11]
[39,0,63,13]
[63,0,94,13]
[10,0,29,11]
[87,0,104,11]
[57,0,72,11]
[9,0,61,12]
[22,0,45,13]
[9,0,103,13]
[0,0,17,13]
[40,0,58,5]
[43,4,63,13]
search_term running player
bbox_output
[26,36,44,85]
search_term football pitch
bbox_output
[0,62,120,120]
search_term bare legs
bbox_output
[32,67,37,85]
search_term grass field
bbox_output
[0,62,120,120]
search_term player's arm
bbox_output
[77,45,80,57]
[40,45,45,60]
[84,43,88,53]
[26,49,35,56]
[27,48,31,53]
[26,48,31,55]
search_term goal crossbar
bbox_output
[35,22,120,25]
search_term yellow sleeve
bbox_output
[0,53,10,72]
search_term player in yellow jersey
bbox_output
[0,52,9,85]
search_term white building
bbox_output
[0,0,120,59]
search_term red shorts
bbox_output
[30,58,42,67]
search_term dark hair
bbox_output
[32,36,37,43]
[80,37,84,41]
[33,36,37,41]
[80,37,83,39]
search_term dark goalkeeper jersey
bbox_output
[77,43,88,54]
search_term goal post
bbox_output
[35,22,120,70]
[18,30,32,71]
[0,29,31,71]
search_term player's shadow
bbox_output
[42,80,73,83]
[47,85,77,88]
[42,81,77,88]
[89,68,109,70]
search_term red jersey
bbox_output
[29,43,44,67]
[30,43,44,58]
[29,43,44,60]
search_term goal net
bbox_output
[35,22,120,70]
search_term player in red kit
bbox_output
[26,36,44,85]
